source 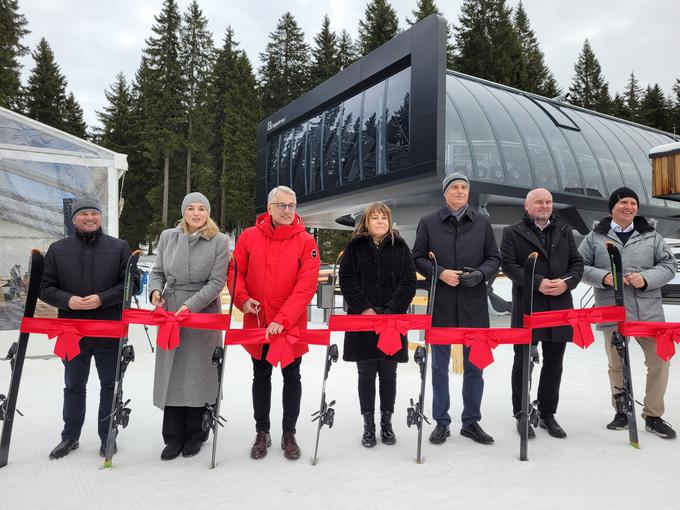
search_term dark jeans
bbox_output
[62,345,118,442]
[356,359,398,414]
[252,345,302,434]
[431,344,484,427]
[511,341,566,417]
[162,406,209,446]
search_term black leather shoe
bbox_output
[182,442,202,457]
[539,415,567,438]
[460,422,494,444]
[429,423,451,444]
[49,439,79,459]
[99,440,118,457]
[606,412,628,430]
[516,418,536,438]
[161,443,183,461]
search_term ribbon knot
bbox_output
[266,327,301,368]
[655,328,680,362]
[151,308,191,350]
[566,308,603,349]
[374,318,409,356]
[463,332,499,370]
[47,324,82,361]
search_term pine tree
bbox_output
[513,1,561,96]
[0,0,30,110]
[357,0,399,55]
[610,92,628,119]
[671,78,680,135]
[97,72,149,250]
[336,30,358,69]
[259,12,309,117]
[310,15,340,88]
[623,72,643,122]
[639,84,670,131]
[142,0,185,228]
[24,38,68,130]
[180,0,214,195]
[451,0,525,88]
[62,91,88,138]
[568,39,611,113]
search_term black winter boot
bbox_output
[362,412,377,447]
[380,411,396,445]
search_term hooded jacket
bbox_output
[228,212,320,360]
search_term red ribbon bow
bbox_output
[619,321,680,362]
[20,317,127,361]
[225,327,329,368]
[328,314,431,356]
[426,327,531,369]
[526,306,626,349]
[122,308,231,351]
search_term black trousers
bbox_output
[511,341,567,417]
[252,345,302,434]
[356,359,398,414]
[162,406,209,446]
[62,345,118,442]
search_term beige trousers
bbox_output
[602,327,669,418]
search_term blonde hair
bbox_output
[353,202,397,243]
[178,216,220,240]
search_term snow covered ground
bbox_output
[1,280,679,509]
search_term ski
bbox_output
[204,255,238,469]
[311,251,342,465]
[0,249,44,468]
[102,249,140,468]
[606,242,639,449]
[407,251,437,464]
[519,251,538,461]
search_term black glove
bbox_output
[459,267,484,287]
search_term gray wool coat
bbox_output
[578,216,676,324]
[148,226,229,409]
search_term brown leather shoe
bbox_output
[281,432,301,460]
[250,431,271,460]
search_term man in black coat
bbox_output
[40,198,132,459]
[413,172,501,445]
[500,188,583,438]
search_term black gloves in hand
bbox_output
[459,266,484,287]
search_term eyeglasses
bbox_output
[272,203,296,211]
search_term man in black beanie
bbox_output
[40,197,134,458]
[578,187,677,439]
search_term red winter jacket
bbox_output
[228,212,320,360]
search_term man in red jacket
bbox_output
[229,185,320,460]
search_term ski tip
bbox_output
[31,248,42,255]
[132,249,142,257]
[527,252,538,260]
[337,250,344,258]
[630,441,640,449]
[102,460,113,469]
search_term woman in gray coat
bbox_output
[149,192,229,460]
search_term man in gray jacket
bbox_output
[578,187,676,439]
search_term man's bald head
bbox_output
[525,188,553,226]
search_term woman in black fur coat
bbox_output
[339,202,416,447]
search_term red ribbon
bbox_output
[20,317,127,361]
[328,314,432,356]
[426,327,531,369]
[525,306,626,349]
[225,327,330,368]
[619,321,680,362]
[123,308,231,350]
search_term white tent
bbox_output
[0,106,127,328]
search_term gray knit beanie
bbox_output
[181,192,211,215]
[71,197,101,219]
[442,172,470,194]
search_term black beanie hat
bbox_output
[608,187,639,212]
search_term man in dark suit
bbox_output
[500,188,583,438]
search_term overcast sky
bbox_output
[15,0,680,127]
